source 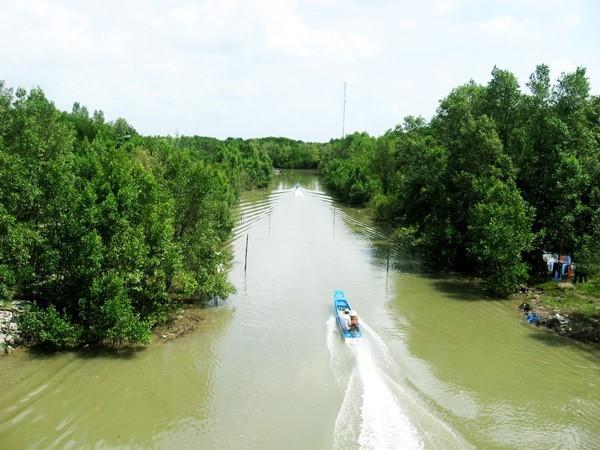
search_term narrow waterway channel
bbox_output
[1,171,598,449]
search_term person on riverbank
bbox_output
[573,263,589,283]
[519,301,531,313]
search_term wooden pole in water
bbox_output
[386,247,390,294]
[342,81,347,138]
[333,207,336,239]
[386,248,390,274]
[244,234,249,272]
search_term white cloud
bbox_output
[0,0,597,141]
[561,12,582,27]
[255,0,381,62]
[432,0,465,15]
[452,14,543,44]
[549,58,577,78]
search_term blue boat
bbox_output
[333,290,362,339]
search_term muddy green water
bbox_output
[1,171,599,449]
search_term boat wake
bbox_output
[326,317,470,450]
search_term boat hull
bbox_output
[333,289,362,339]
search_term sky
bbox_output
[1,0,599,142]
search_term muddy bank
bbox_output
[153,303,209,342]
[515,285,600,344]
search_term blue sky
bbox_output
[1,0,599,141]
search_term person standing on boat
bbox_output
[341,308,351,330]
[349,310,359,331]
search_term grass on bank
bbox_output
[536,279,600,317]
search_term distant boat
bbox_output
[333,290,362,339]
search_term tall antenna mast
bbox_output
[342,81,347,138]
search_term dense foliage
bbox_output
[321,66,600,296]
[3,64,598,348]
[0,83,273,348]
[254,137,320,169]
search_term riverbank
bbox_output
[0,301,29,354]
[1,299,212,355]
[153,302,210,341]
[515,280,600,344]
[330,183,600,345]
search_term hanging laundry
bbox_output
[552,261,562,281]
[543,252,556,273]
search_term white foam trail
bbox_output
[381,371,468,446]
[329,318,471,449]
[326,317,338,374]
[333,369,361,449]
[326,317,352,388]
[353,343,423,450]
[362,323,472,447]
[328,317,422,450]
[294,187,304,197]
[359,323,398,369]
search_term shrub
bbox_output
[18,304,81,349]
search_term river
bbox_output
[1,171,599,449]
